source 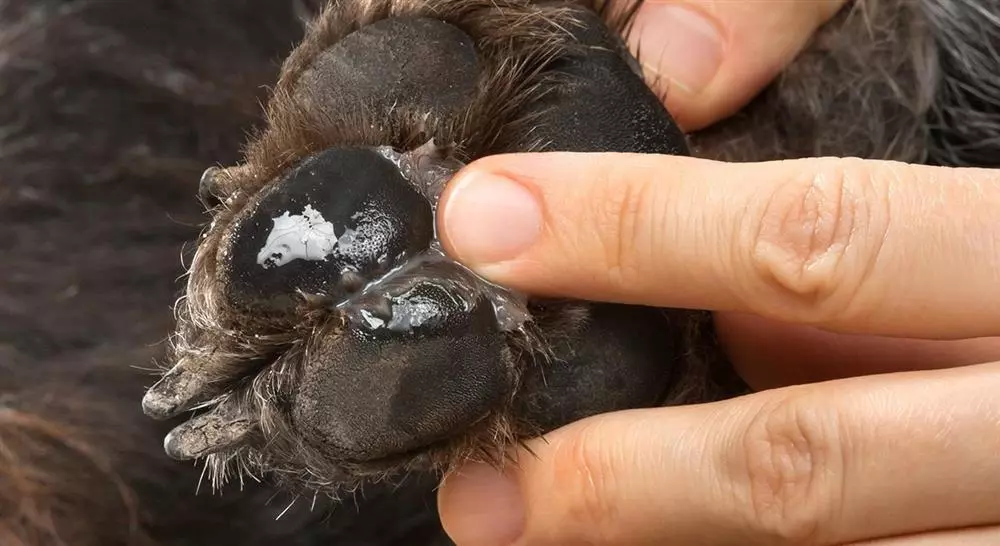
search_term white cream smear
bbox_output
[256,204,357,268]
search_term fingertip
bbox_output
[438,151,713,306]
[437,167,543,273]
[437,462,525,546]
[627,0,847,131]
[624,1,724,131]
[627,3,725,96]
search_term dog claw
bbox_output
[163,396,256,460]
[142,358,221,420]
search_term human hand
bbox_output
[623,0,846,131]
[432,151,1000,545]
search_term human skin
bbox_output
[624,0,846,132]
[434,152,1000,546]
[433,2,1000,544]
[622,0,1000,388]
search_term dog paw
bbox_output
[142,0,722,495]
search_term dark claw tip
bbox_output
[198,166,223,206]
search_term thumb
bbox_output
[624,0,846,131]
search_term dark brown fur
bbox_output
[2,0,998,544]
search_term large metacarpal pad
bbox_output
[295,287,512,462]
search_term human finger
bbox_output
[436,152,1000,339]
[715,312,1000,390]
[437,362,1000,545]
[623,0,846,131]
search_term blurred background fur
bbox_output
[1,0,997,544]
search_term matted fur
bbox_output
[2,0,1000,543]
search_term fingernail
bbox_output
[439,463,525,546]
[629,3,724,93]
[440,171,543,267]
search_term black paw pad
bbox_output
[219,147,435,312]
[294,277,511,462]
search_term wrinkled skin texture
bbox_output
[2,0,999,544]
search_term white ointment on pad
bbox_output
[256,204,357,268]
